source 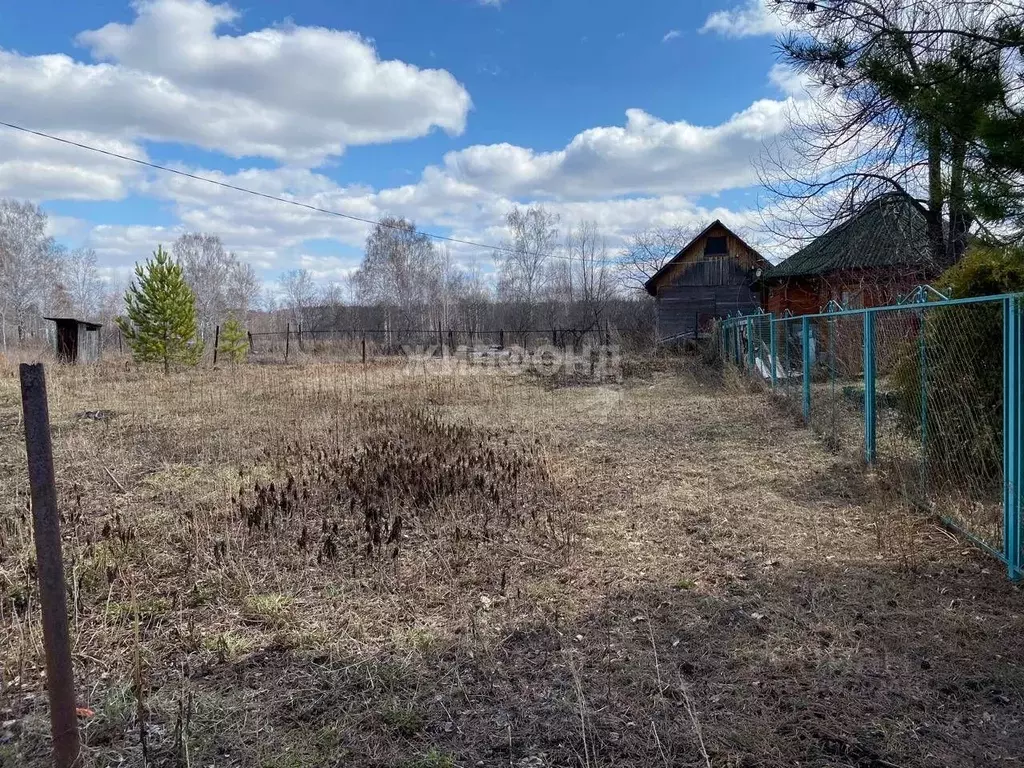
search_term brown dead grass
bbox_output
[0,355,1022,767]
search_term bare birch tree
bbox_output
[564,220,615,330]
[59,248,107,319]
[280,268,320,329]
[174,233,263,335]
[433,244,468,331]
[225,260,262,319]
[0,199,61,350]
[174,233,233,340]
[618,225,697,293]
[354,217,437,342]
[496,205,559,331]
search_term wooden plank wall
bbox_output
[77,326,101,363]
[656,258,760,340]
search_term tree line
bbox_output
[0,197,699,366]
[0,200,263,353]
[0,199,120,351]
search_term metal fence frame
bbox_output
[719,291,1023,580]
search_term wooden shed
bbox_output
[644,221,769,342]
[759,193,939,315]
[45,317,103,364]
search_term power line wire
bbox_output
[0,119,624,264]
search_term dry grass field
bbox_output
[1,355,1023,767]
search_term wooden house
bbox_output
[45,317,103,364]
[760,193,939,315]
[644,221,769,342]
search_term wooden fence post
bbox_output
[499,328,504,349]
[297,323,303,352]
[285,323,291,363]
[213,325,220,365]
[362,335,367,366]
[19,364,81,768]
[247,331,254,353]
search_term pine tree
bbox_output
[117,246,203,373]
[217,314,249,364]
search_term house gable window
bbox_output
[704,235,728,258]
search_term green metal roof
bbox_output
[764,193,935,280]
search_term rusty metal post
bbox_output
[20,364,81,768]
[213,325,220,366]
[285,323,290,363]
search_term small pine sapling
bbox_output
[218,315,249,364]
[117,245,203,373]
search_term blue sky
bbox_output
[0,0,799,285]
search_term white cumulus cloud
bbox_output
[84,154,779,274]
[700,0,786,38]
[439,102,793,199]
[0,1,807,277]
[0,129,147,201]
[768,63,814,97]
[0,0,471,166]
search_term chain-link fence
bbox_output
[718,294,1023,579]
[242,326,635,365]
[5,324,651,368]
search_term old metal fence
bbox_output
[718,291,1022,580]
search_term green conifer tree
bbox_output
[217,314,249,364]
[117,245,203,373]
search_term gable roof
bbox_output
[763,193,935,281]
[643,220,768,296]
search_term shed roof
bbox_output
[643,220,768,296]
[45,317,103,330]
[763,193,935,281]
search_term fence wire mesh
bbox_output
[240,326,631,365]
[718,295,1020,577]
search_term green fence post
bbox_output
[918,308,928,493]
[863,311,876,464]
[734,322,741,366]
[783,317,790,383]
[1004,297,1021,579]
[746,317,754,371]
[769,315,777,389]
[801,316,811,423]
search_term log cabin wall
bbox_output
[764,268,933,316]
